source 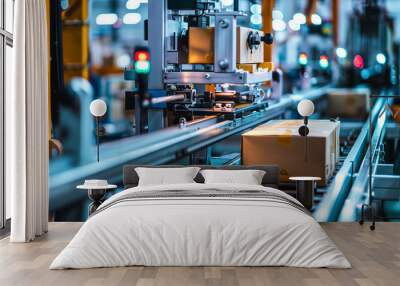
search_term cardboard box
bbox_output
[242,120,340,186]
[392,104,400,124]
[188,27,264,64]
[326,88,370,119]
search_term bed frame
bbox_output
[123,165,280,189]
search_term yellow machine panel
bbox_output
[188,27,215,64]
[62,2,89,83]
[188,27,264,65]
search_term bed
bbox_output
[50,165,351,269]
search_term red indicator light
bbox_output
[353,54,364,69]
[319,55,329,68]
[320,55,328,61]
[134,51,150,61]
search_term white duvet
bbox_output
[50,183,351,269]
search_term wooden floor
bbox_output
[0,222,399,286]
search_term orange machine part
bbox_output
[262,0,274,64]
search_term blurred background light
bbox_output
[376,53,387,64]
[293,13,306,25]
[272,19,286,31]
[353,54,364,69]
[250,4,262,15]
[96,13,118,25]
[288,19,300,31]
[272,9,283,20]
[250,14,262,25]
[221,0,234,7]
[361,69,370,79]
[311,14,322,25]
[116,54,131,68]
[335,47,348,58]
[126,0,141,10]
[123,13,142,25]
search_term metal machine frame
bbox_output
[148,0,272,86]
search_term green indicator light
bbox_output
[319,59,329,69]
[298,56,308,65]
[135,60,150,74]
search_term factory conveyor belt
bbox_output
[51,87,395,223]
[50,86,330,212]
[314,96,387,222]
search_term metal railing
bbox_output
[314,97,386,222]
[338,100,388,221]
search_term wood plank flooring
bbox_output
[0,222,399,286]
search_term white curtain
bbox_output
[7,0,49,242]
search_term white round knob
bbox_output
[297,99,314,117]
[90,99,107,117]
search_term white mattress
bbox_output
[50,183,351,269]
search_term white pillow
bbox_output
[135,167,200,186]
[200,169,266,185]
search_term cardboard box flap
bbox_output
[243,120,337,138]
[327,87,371,96]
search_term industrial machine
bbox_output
[125,0,276,134]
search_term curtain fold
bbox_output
[7,0,49,242]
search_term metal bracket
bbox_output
[214,15,236,73]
